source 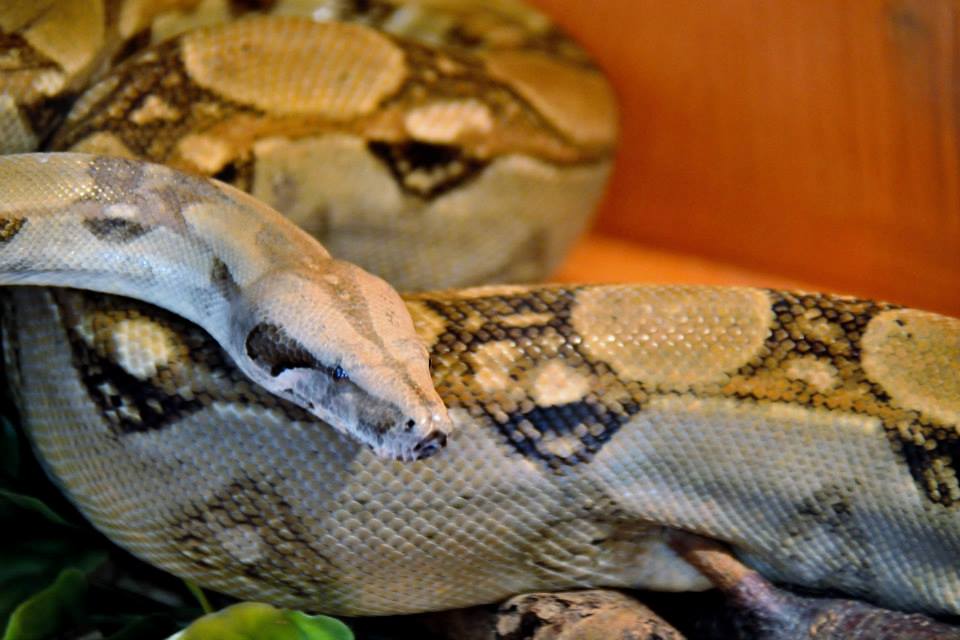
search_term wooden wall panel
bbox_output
[531,0,960,315]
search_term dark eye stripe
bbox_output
[245,322,348,381]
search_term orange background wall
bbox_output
[534,0,960,316]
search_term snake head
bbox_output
[237,261,451,461]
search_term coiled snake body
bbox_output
[2,0,959,625]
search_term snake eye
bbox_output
[332,366,348,381]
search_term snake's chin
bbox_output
[373,430,448,462]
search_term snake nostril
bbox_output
[413,431,447,459]
[405,418,416,432]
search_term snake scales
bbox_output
[2,0,959,627]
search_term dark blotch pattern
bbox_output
[502,400,638,469]
[77,354,202,434]
[900,435,960,509]
[422,287,960,506]
[368,141,488,199]
[719,291,960,508]
[424,287,641,470]
[781,484,873,583]
[49,40,253,169]
[209,257,240,298]
[0,217,25,242]
[83,217,152,243]
[0,30,72,139]
[56,290,313,435]
[62,318,203,435]
[169,473,334,599]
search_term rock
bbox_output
[421,589,685,640]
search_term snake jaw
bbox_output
[345,352,453,461]
[268,362,451,460]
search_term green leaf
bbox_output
[168,603,353,640]
[183,581,213,614]
[0,549,105,631]
[0,488,106,626]
[2,568,86,640]
[0,489,71,527]
[288,611,353,640]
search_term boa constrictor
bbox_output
[2,0,959,629]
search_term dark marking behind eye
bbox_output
[244,322,348,381]
[245,322,318,376]
[84,217,151,242]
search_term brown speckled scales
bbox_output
[6,284,960,616]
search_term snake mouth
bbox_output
[409,430,447,460]
[373,420,450,462]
